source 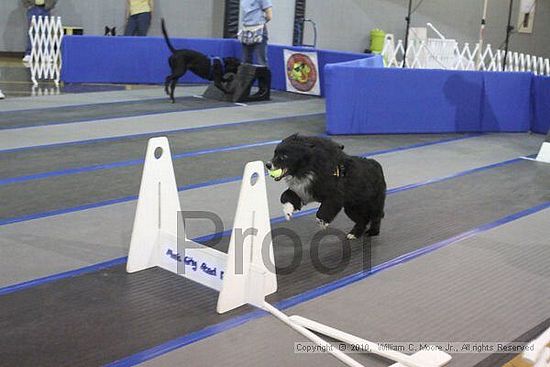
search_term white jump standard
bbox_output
[127,137,452,367]
[535,130,550,163]
[126,137,276,312]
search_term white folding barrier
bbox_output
[536,141,550,163]
[31,84,60,97]
[127,137,452,367]
[522,326,550,366]
[28,15,63,86]
[382,32,550,76]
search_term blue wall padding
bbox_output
[61,36,238,84]
[61,35,378,97]
[532,76,550,134]
[326,67,484,134]
[481,72,532,132]
[326,65,538,135]
[61,35,547,135]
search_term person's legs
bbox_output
[254,30,269,66]
[25,7,42,56]
[37,7,50,17]
[242,44,254,64]
[135,12,152,36]
[25,8,33,56]
[124,14,138,36]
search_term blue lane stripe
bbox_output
[0,153,530,295]
[386,156,526,194]
[105,199,550,367]
[0,226,233,297]
[0,160,143,186]
[278,200,550,310]
[0,112,323,154]
[0,139,282,186]
[0,175,244,227]
[361,133,481,157]
[0,257,127,297]
[0,98,241,131]
[0,95,205,115]
[0,134,478,226]
[103,308,268,367]
[0,134,475,187]
[0,225,239,297]
[0,231,241,297]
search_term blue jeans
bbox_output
[242,29,268,66]
[124,12,151,36]
[26,6,50,55]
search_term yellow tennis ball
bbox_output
[269,168,283,179]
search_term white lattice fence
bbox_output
[31,85,60,97]
[29,15,63,86]
[382,38,550,76]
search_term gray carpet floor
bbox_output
[0,88,548,367]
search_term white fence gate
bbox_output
[382,30,550,76]
[28,16,64,86]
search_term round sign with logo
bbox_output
[286,53,318,92]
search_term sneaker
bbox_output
[0,90,5,99]
[22,55,31,63]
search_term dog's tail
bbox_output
[161,18,177,54]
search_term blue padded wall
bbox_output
[326,65,535,135]
[532,76,550,134]
[61,35,378,97]
[61,36,239,84]
[326,67,482,134]
[481,72,532,132]
[61,35,546,136]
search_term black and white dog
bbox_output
[161,19,241,103]
[267,134,387,239]
[104,26,117,36]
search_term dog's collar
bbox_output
[333,164,344,178]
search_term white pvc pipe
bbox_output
[532,347,549,367]
[290,315,432,367]
[262,303,364,367]
[523,326,550,363]
[426,23,446,40]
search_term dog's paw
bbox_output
[316,218,329,230]
[282,203,295,221]
[346,233,357,240]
